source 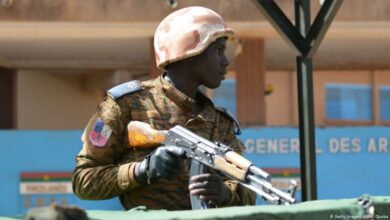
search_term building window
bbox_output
[325,84,372,121]
[212,79,237,116]
[380,86,390,121]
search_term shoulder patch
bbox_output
[89,117,112,147]
[107,80,142,100]
[216,107,241,135]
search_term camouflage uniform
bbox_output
[73,76,256,210]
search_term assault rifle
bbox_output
[127,121,297,209]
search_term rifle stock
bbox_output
[127,121,167,148]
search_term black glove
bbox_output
[135,145,186,184]
[188,173,231,206]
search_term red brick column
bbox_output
[235,37,266,125]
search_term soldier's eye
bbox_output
[216,47,224,54]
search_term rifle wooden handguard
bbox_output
[213,155,247,181]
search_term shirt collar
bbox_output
[159,75,216,122]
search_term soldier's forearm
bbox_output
[72,162,139,200]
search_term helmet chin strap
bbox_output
[163,74,173,85]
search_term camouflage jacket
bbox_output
[72,75,256,210]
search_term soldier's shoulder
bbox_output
[215,107,241,135]
[107,78,159,101]
[107,80,143,100]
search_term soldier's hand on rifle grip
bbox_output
[189,173,231,206]
[134,146,186,184]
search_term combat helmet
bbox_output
[154,6,234,70]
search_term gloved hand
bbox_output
[135,145,186,184]
[189,173,231,206]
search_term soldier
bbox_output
[72,6,256,210]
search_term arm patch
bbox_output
[88,117,113,147]
[107,80,142,100]
[216,107,241,135]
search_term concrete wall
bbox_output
[16,70,103,129]
[265,71,295,126]
[1,0,390,22]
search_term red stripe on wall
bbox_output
[20,172,72,179]
[263,168,300,174]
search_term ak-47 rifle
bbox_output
[127,121,297,209]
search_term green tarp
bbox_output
[2,196,390,220]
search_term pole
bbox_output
[295,0,317,201]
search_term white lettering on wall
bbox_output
[245,139,254,154]
[244,137,388,155]
[328,138,361,153]
[378,138,388,153]
[290,139,300,153]
[368,137,389,153]
[256,139,266,154]
[268,139,278,154]
[368,138,377,153]
[244,138,301,154]
[20,182,72,195]
[279,139,288,154]
[329,138,339,153]
[351,138,361,153]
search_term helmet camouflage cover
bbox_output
[154,6,234,70]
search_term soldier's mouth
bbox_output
[219,72,226,79]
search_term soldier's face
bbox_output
[190,37,229,89]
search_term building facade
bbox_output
[1,0,390,129]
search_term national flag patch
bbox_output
[88,118,112,147]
